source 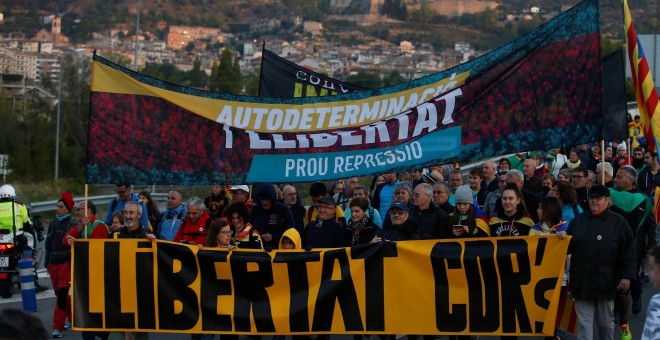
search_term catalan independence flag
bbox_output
[623,0,660,223]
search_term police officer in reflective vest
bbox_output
[0,184,33,258]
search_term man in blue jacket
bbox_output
[103,183,148,231]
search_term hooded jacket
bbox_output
[156,204,187,241]
[251,184,295,248]
[279,227,302,249]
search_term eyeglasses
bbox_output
[219,230,233,236]
[588,196,607,202]
[390,210,407,216]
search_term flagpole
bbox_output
[257,41,265,97]
[601,140,605,185]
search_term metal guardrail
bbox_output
[29,193,169,215]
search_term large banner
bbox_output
[87,0,600,185]
[72,237,569,336]
[258,48,366,97]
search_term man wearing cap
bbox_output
[103,183,149,231]
[302,196,345,249]
[610,165,656,319]
[45,192,78,338]
[559,185,636,340]
[222,185,252,218]
[373,202,419,241]
[149,190,186,241]
[251,184,295,249]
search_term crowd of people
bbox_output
[1,139,658,339]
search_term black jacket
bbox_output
[375,220,419,241]
[567,209,637,300]
[408,202,450,239]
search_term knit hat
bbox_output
[454,185,473,205]
[59,192,74,212]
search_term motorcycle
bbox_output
[0,229,34,299]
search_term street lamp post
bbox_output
[54,59,62,181]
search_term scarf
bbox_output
[350,217,368,245]
[56,213,70,222]
[565,159,581,170]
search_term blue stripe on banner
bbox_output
[246,127,462,182]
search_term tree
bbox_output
[187,57,208,88]
[210,49,242,94]
[346,71,382,89]
[383,71,406,87]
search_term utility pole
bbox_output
[55,57,62,180]
[134,0,141,71]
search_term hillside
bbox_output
[0,0,655,47]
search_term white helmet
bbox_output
[0,184,16,199]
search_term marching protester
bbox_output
[251,184,295,249]
[148,190,186,241]
[109,201,148,239]
[281,184,306,231]
[432,181,454,215]
[372,173,400,217]
[45,192,77,338]
[530,196,569,340]
[306,181,348,228]
[344,185,383,228]
[204,219,237,250]
[409,183,451,240]
[138,190,160,232]
[546,180,583,224]
[449,185,490,238]
[173,197,212,246]
[67,201,109,241]
[204,184,230,220]
[103,183,149,231]
[225,202,262,249]
[559,184,636,340]
[346,197,378,246]
[302,196,345,248]
[279,228,302,250]
[642,246,660,339]
[483,173,507,218]
[107,201,149,340]
[488,183,533,237]
[372,202,419,242]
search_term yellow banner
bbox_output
[71,236,569,336]
[91,61,469,133]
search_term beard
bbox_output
[633,158,645,169]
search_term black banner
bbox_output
[258,48,366,97]
[602,49,629,141]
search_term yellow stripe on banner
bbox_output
[72,237,569,336]
[91,61,471,133]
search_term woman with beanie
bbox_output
[450,185,490,239]
[45,192,78,338]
